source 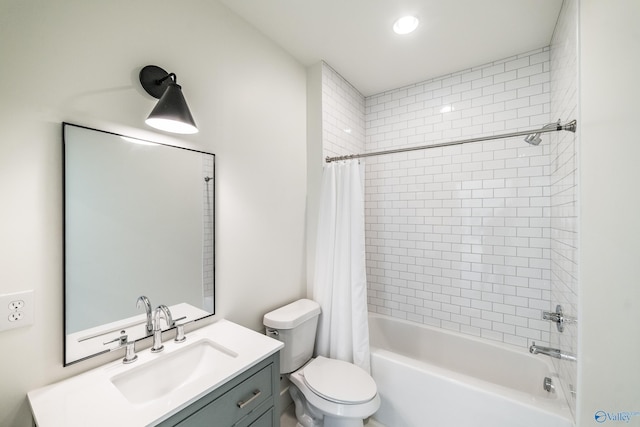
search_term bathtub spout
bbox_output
[529,342,577,362]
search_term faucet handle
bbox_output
[175,323,187,343]
[103,334,138,364]
[543,305,576,333]
[172,316,189,343]
[103,335,127,347]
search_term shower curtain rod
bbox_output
[325,119,577,163]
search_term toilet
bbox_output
[263,299,380,427]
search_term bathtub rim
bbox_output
[369,311,544,357]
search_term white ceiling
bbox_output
[217,0,563,96]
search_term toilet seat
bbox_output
[302,356,377,404]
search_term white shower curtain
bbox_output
[313,159,370,373]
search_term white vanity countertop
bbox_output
[28,319,283,427]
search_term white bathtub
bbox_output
[368,313,573,427]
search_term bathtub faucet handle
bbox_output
[543,305,575,333]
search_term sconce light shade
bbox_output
[139,65,198,134]
[145,82,198,134]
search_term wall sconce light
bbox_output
[139,65,198,134]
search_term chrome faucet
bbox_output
[136,295,153,335]
[151,305,173,353]
[529,342,577,362]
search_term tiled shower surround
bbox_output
[322,47,558,348]
[364,48,553,347]
[321,63,366,159]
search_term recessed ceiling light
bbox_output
[393,16,419,35]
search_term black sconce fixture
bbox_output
[139,65,198,134]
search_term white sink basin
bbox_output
[110,339,238,404]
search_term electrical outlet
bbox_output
[0,290,34,332]
[8,300,24,310]
[8,311,24,322]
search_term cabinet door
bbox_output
[156,353,280,427]
[241,408,273,427]
[176,365,272,426]
[156,353,279,427]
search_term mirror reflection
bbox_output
[63,123,214,365]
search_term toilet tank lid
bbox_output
[263,299,321,329]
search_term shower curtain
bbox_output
[313,159,370,373]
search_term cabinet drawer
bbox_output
[176,364,273,426]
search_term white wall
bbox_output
[578,0,640,423]
[0,1,307,425]
[306,62,324,297]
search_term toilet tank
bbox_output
[263,299,321,374]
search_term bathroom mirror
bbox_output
[63,123,214,365]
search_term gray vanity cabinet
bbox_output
[156,353,280,427]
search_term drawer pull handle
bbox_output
[237,390,262,409]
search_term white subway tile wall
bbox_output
[363,48,554,348]
[322,62,366,159]
[550,0,578,418]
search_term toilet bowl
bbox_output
[289,356,380,427]
[263,299,379,427]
